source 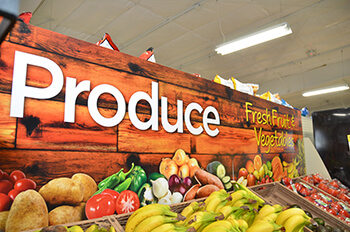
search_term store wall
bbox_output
[0,21,304,187]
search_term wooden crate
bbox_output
[250,182,350,231]
[23,216,124,232]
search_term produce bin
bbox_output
[23,216,124,232]
[250,182,350,231]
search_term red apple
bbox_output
[247,173,256,187]
[238,168,248,179]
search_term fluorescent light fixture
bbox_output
[302,84,349,97]
[215,22,292,55]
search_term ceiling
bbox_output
[18,0,350,113]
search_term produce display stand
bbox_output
[250,182,350,230]
[23,216,124,232]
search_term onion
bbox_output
[168,174,182,193]
[170,192,183,204]
[183,177,192,190]
[151,177,169,199]
[174,183,187,196]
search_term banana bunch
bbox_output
[275,207,312,232]
[124,204,186,232]
[39,225,115,232]
[283,158,299,178]
[246,204,284,232]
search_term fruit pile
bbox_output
[0,169,37,212]
[124,183,314,232]
[303,173,350,205]
[281,177,350,224]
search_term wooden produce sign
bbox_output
[0,21,305,188]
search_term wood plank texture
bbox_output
[0,21,304,185]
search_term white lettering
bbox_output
[185,102,203,135]
[161,97,184,133]
[203,106,220,137]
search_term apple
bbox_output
[238,168,248,179]
[247,173,256,187]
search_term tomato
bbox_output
[7,189,21,201]
[0,169,3,180]
[294,183,302,192]
[338,193,350,204]
[101,188,120,201]
[281,177,292,186]
[0,180,14,194]
[1,172,10,181]
[326,207,337,216]
[310,193,320,200]
[336,214,346,221]
[115,190,140,214]
[318,182,329,192]
[85,193,115,219]
[304,196,315,203]
[303,176,314,185]
[9,170,26,184]
[329,180,339,189]
[0,193,12,211]
[299,187,311,197]
[339,209,350,218]
[327,187,340,197]
[330,202,342,212]
[14,178,36,191]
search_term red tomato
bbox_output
[101,189,120,201]
[310,193,320,200]
[326,207,337,216]
[281,177,292,186]
[304,196,315,203]
[0,193,12,211]
[329,180,339,189]
[0,169,3,180]
[330,202,342,212]
[1,172,10,181]
[9,170,26,184]
[0,180,14,194]
[303,176,314,184]
[85,193,115,219]
[294,183,302,192]
[339,209,350,218]
[299,187,310,197]
[7,189,21,201]
[115,190,140,214]
[14,178,36,191]
[318,182,329,192]
[336,214,346,221]
[338,193,350,204]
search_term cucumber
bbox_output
[224,182,233,191]
[206,161,226,179]
[221,176,231,184]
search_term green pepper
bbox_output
[114,177,132,193]
[128,165,147,193]
[98,169,124,189]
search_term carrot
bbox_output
[194,169,224,190]
[196,184,220,198]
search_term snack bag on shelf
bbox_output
[95,33,120,51]
[230,77,258,96]
[213,75,234,89]
[260,91,282,104]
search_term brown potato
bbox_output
[39,177,84,206]
[74,202,87,220]
[49,205,81,226]
[6,190,48,232]
[71,173,97,202]
[0,211,9,232]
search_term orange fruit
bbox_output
[253,155,262,171]
[245,160,254,174]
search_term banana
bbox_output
[230,190,249,202]
[186,211,224,230]
[253,204,282,222]
[275,207,308,226]
[67,226,84,232]
[246,219,282,232]
[237,218,249,232]
[133,215,179,232]
[232,198,256,208]
[232,183,265,205]
[85,225,99,232]
[150,223,187,232]
[201,220,235,232]
[219,205,241,218]
[126,204,183,232]
[241,210,256,226]
[283,214,308,232]
[214,199,229,213]
[226,215,240,227]
[205,196,226,212]
[181,201,204,218]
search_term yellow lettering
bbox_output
[245,102,253,122]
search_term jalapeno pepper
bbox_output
[114,177,132,193]
[128,165,147,193]
[98,163,135,190]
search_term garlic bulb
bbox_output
[158,196,172,205]
[151,177,169,199]
[170,192,183,204]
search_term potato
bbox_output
[49,205,81,226]
[71,173,97,202]
[0,211,9,232]
[74,202,87,220]
[39,177,84,206]
[6,190,48,232]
